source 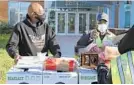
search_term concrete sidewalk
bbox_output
[56,35,81,57]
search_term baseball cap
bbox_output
[97,12,109,22]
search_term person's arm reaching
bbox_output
[6,24,20,58]
[47,24,61,58]
[6,24,21,63]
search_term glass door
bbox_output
[79,13,87,34]
[67,13,76,34]
[56,12,97,35]
[89,13,97,30]
[56,12,66,35]
[56,12,77,35]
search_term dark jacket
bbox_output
[118,25,134,54]
[6,15,61,58]
[77,33,93,47]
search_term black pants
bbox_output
[97,63,112,84]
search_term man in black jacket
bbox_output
[6,3,61,63]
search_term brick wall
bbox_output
[0,1,8,22]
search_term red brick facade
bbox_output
[0,1,8,22]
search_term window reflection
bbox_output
[58,13,65,33]
[79,13,86,34]
[68,13,75,33]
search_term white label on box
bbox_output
[7,74,42,84]
[6,68,42,84]
[79,74,97,84]
[79,68,97,84]
[43,71,78,84]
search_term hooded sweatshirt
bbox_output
[6,15,61,58]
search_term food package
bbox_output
[14,56,44,70]
[81,42,113,66]
[43,57,78,72]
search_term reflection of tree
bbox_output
[49,10,55,19]
[68,14,75,33]
[20,13,26,21]
[48,10,55,31]
[58,14,65,33]
[10,8,18,26]
[79,14,86,33]
[90,14,96,30]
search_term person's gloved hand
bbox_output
[90,29,100,39]
[14,54,21,64]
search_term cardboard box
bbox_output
[79,68,98,84]
[43,71,78,84]
[6,67,43,84]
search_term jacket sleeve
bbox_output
[118,26,134,54]
[6,24,20,59]
[47,24,61,58]
[77,33,93,46]
[75,33,93,54]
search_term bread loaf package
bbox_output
[43,57,78,72]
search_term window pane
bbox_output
[48,10,55,31]
[45,1,55,9]
[68,13,75,33]
[8,1,19,26]
[79,13,86,34]
[89,14,96,29]
[9,8,19,26]
[58,13,65,33]
[8,1,19,8]
[20,2,30,12]
[125,11,130,28]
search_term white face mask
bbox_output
[97,24,108,35]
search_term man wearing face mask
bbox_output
[91,13,115,43]
[76,13,116,84]
[76,12,115,84]
[92,13,116,84]
[6,3,61,63]
[76,13,115,49]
